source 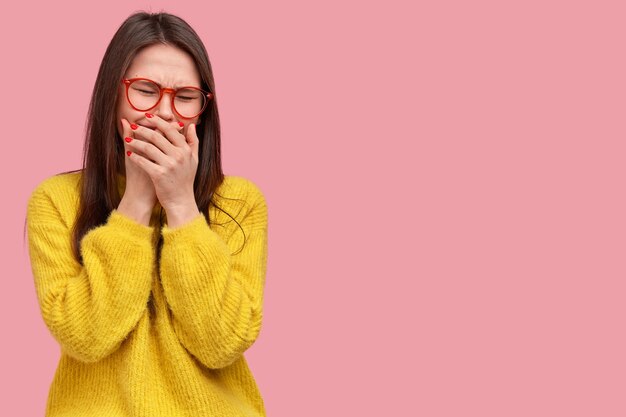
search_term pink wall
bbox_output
[3,1,626,416]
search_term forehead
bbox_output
[125,44,201,88]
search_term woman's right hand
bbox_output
[118,118,157,223]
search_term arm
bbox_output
[26,185,156,363]
[159,186,268,369]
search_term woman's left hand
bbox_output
[126,113,199,212]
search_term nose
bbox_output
[154,91,175,121]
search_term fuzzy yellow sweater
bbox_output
[26,171,268,417]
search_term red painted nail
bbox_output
[125,137,132,142]
[130,123,138,130]
[126,151,132,156]
[145,113,153,118]
[178,122,184,127]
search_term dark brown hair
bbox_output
[25,11,246,264]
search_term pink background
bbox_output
[2,0,625,415]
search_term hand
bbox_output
[120,118,157,211]
[124,114,200,212]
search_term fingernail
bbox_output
[125,137,132,143]
[178,122,184,127]
[145,113,153,118]
[127,151,132,156]
[131,123,138,130]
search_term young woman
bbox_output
[25,11,268,417]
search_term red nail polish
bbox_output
[125,137,132,142]
[145,113,153,118]
[131,123,138,130]
[178,122,184,127]
[127,151,132,156]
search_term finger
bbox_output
[143,113,186,148]
[127,147,160,177]
[131,123,177,156]
[125,129,172,166]
[121,118,137,157]
[183,122,194,146]
[167,122,185,142]
[186,123,199,160]
[122,118,153,163]
[121,118,134,143]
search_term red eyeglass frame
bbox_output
[121,77,214,119]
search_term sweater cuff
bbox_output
[108,209,155,240]
[160,212,207,238]
[160,212,231,254]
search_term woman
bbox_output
[25,11,269,417]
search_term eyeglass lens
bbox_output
[128,79,206,118]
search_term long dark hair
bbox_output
[24,11,246,265]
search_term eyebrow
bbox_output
[152,80,198,89]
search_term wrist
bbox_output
[117,196,154,226]
[164,199,201,228]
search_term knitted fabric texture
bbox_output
[26,171,268,417]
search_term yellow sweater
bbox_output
[26,171,268,417]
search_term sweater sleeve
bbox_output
[26,185,156,363]
[159,186,268,369]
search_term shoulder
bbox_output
[27,170,82,223]
[216,175,267,207]
[31,170,81,194]
[29,170,81,203]
[209,175,267,226]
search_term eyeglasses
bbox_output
[121,77,214,119]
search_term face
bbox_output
[116,43,203,140]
